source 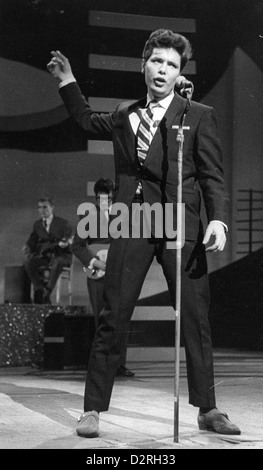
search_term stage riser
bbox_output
[0,305,91,368]
[1,297,263,368]
[0,304,180,369]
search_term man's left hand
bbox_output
[203,221,226,252]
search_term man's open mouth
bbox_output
[154,78,166,86]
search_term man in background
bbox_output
[23,196,72,304]
[72,178,134,377]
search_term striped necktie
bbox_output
[137,101,156,165]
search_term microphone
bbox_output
[175,76,194,99]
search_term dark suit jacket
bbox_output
[72,207,111,268]
[60,83,226,241]
[26,215,72,261]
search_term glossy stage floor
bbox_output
[0,348,263,451]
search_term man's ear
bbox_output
[141,59,145,73]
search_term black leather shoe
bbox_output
[116,366,135,377]
[198,408,241,435]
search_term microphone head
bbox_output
[175,76,186,87]
[175,75,193,89]
[175,76,194,102]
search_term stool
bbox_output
[56,266,73,305]
[30,265,73,305]
[30,265,50,302]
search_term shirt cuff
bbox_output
[58,77,76,89]
[211,220,228,232]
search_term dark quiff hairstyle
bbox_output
[142,29,192,71]
[94,178,115,196]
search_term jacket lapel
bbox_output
[49,215,56,235]
[163,92,186,128]
[123,98,147,162]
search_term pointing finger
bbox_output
[56,50,68,61]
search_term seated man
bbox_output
[72,178,134,377]
[23,196,72,304]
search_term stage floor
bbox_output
[0,348,263,450]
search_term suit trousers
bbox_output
[87,277,128,367]
[24,255,71,293]
[83,234,216,412]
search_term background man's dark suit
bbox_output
[72,208,111,328]
[24,215,72,302]
[72,197,134,376]
[60,82,226,412]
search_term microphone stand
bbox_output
[172,85,193,443]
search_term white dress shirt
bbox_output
[129,92,174,135]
